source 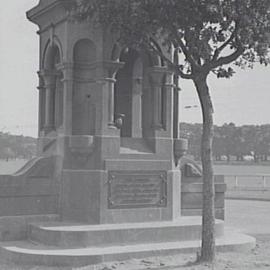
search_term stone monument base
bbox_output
[0,216,255,267]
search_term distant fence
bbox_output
[223,174,270,189]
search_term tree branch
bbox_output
[210,46,245,69]
[212,19,241,61]
[212,30,235,61]
[172,28,201,70]
[147,41,193,80]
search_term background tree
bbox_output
[0,132,36,160]
[181,123,270,162]
[75,0,270,263]
[212,126,226,161]
[258,125,270,161]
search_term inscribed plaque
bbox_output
[108,171,167,209]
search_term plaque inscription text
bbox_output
[108,171,167,209]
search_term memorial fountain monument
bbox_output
[0,1,254,267]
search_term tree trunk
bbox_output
[194,75,215,263]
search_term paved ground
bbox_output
[214,164,270,175]
[225,199,270,235]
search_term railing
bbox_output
[223,174,270,189]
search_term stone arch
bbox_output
[41,39,63,133]
[148,52,162,67]
[42,37,63,69]
[147,39,164,67]
[72,38,96,135]
[73,39,96,63]
[45,46,60,69]
[111,43,121,62]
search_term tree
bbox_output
[75,0,270,263]
[213,126,226,161]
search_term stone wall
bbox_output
[180,158,226,220]
[0,156,58,217]
[181,176,226,220]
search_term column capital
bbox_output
[38,70,56,85]
[103,60,124,70]
[95,61,125,78]
[37,85,46,91]
[96,77,116,84]
[38,69,58,77]
[56,62,74,71]
[133,76,143,84]
[148,66,172,85]
[55,63,74,82]
[164,83,176,90]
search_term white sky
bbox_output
[1,1,270,138]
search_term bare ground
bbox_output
[77,234,270,270]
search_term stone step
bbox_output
[28,217,224,247]
[0,231,255,267]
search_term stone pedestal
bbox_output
[61,166,181,224]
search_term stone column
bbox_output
[37,85,46,134]
[164,73,175,136]
[107,77,117,127]
[37,72,46,135]
[132,77,143,137]
[148,67,167,129]
[42,71,56,133]
[102,61,124,128]
[54,72,64,129]
[61,64,73,135]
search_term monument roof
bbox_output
[27,0,76,24]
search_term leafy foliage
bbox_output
[75,0,270,79]
[181,122,270,162]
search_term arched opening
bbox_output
[44,44,60,70]
[42,44,63,132]
[54,71,64,128]
[73,39,96,63]
[147,45,167,131]
[114,48,143,138]
[72,39,96,135]
[161,74,167,128]
[131,57,143,137]
[111,43,121,62]
[148,39,164,67]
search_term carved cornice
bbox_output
[56,62,73,71]
[27,0,75,25]
[147,66,172,75]
[38,69,60,77]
